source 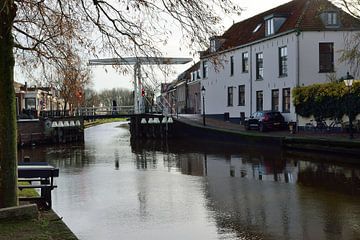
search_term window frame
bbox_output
[319,42,334,73]
[202,60,208,78]
[271,89,279,111]
[256,52,264,80]
[327,12,338,26]
[282,88,291,113]
[266,18,274,35]
[210,39,216,52]
[25,97,36,110]
[230,56,234,76]
[256,91,263,111]
[238,85,245,106]
[242,52,249,73]
[227,87,234,107]
[279,46,288,77]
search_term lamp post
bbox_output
[201,86,206,126]
[344,72,354,139]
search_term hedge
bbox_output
[292,81,360,120]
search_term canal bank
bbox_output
[0,208,78,240]
[170,115,360,158]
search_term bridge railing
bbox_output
[155,96,174,116]
[75,106,134,116]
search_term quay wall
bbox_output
[17,118,84,146]
[130,116,360,157]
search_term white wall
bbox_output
[201,30,359,124]
[250,33,298,121]
[201,32,298,121]
[202,47,251,118]
[298,31,359,87]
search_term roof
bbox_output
[202,0,360,57]
[177,62,200,81]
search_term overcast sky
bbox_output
[89,0,292,92]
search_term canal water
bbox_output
[19,122,360,240]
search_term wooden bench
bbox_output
[18,162,59,209]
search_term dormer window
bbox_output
[321,11,340,28]
[209,36,226,53]
[327,12,338,25]
[264,14,288,36]
[210,39,216,52]
[266,18,275,35]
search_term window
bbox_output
[282,88,291,113]
[202,60,208,78]
[319,43,334,73]
[256,91,263,111]
[272,89,279,111]
[266,18,274,35]
[227,87,233,106]
[238,85,245,106]
[256,53,264,80]
[25,98,36,110]
[253,23,262,33]
[197,70,201,79]
[230,56,234,76]
[210,39,216,52]
[279,46,288,76]
[327,12,337,25]
[242,52,249,73]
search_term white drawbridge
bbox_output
[88,57,192,114]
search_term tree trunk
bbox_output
[0,1,18,208]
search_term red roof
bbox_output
[203,0,360,57]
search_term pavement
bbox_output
[175,114,359,142]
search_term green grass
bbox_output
[84,118,127,128]
[0,210,78,240]
[18,182,38,198]
[2,182,77,240]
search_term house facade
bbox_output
[200,0,360,125]
[14,82,64,119]
[159,62,201,114]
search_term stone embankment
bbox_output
[136,114,360,158]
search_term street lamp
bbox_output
[344,72,354,139]
[201,86,206,126]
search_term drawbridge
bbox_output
[88,57,192,114]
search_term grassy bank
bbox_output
[84,118,127,128]
[0,210,78,240]
[0,183,79,240]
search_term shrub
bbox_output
[292,81,360,120]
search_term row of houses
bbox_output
[158,62,201,115]
[14,82,65,119]
[159,0,360,126]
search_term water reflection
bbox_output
[132,139,360,195]
[18,123,360,240]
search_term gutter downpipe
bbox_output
[295,29,301,131]
[249,45,253,115]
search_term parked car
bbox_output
[244,111,286,132]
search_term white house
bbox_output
[200,0,360,126]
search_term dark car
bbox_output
[244,111,286,132]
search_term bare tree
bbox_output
[52,47,91,113]
[333,1,360,75]
[84,88,101,108]
[0,0,241,208]
[98,88,133,107]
